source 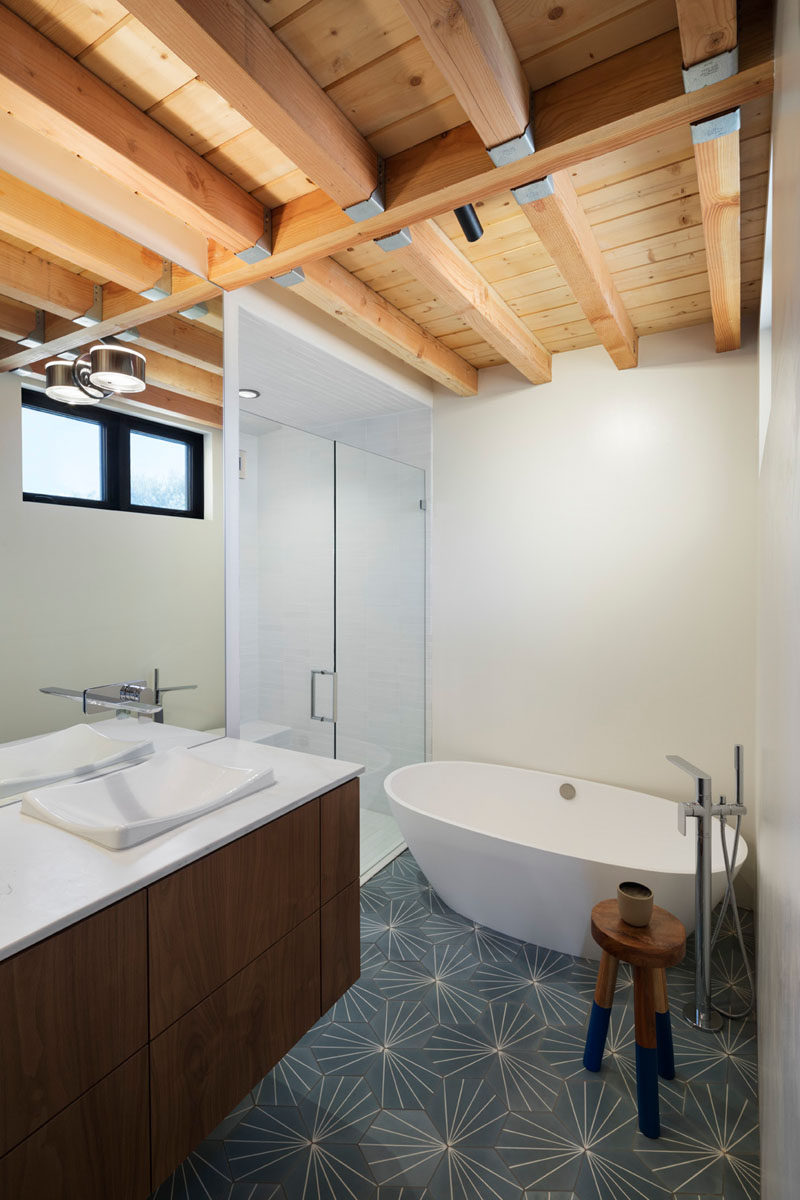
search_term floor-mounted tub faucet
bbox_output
[666,750,747,1032]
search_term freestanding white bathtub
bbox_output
[384,760,746,959]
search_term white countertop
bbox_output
[0,738,363,963]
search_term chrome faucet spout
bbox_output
[40,681,162,718]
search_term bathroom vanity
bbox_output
[0,745,361,1198]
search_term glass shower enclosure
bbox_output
[237,416,425,877]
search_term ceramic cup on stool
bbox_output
[617,881,654,926]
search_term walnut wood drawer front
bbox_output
[321,778,360,902]
[148,799,321,1035]
[321,878,361,1013]
[0,892,148,1158]
[0,1049,150,1200]
[150,911,321,1188]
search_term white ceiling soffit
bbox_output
[231,279,435,415]
[237,309,433,432]
[0,112,208,278]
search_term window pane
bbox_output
[130,430,189,510]
[22,406,103,500]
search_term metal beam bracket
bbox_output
[178,302,210,320]
[343,158,386,222]
[115,327,141,343]
[510,174,555,207]
[375,227,413,252]
[17,308,45,348]
[272,267,306,288]
[682,46,738,93]
[487,95,536,166]
[75,283,103,327]
[235,210,273,264]
[691,107,741,145]
[139,260,173,301]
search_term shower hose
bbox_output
[710,810,755,1019]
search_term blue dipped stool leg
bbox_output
[655,967,675,1080]
[583,952,618,1072]
[633,966,661,1138]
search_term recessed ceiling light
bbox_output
[239,388,260,399]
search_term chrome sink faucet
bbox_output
[667,750,747,1032]
[40,681,162,718]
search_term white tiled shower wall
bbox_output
[238,407,431,785]
[312,407,432,760]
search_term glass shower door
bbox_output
[239,418,335,757]
[335,444,426,875]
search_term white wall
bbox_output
[432,324,758,893]
[756,0,800,1191]
[0,374,225,738]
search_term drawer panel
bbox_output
[320,778,360,902]
[149,799,320,1034]
[0,1049,149,1200]
[150,911,320,1187]
[321,879,361,1014]
[0,892,148,1156]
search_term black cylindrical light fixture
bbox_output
[454,203,484,242]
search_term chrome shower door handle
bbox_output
[310,669,337,723]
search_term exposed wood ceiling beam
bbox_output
[396,0,530,149]
[128,346,221,405]
[0,295,36,342]
[517,174,638,369]
[122,0,379,211]
[0,278,220,372]
[0,239,96,319]
[209,12,772,289]
[693,124,741,352]
[397,221,551,385]
[127,385,222,430]
[0,170,164,296]
[126,316,223,375]
[0,3,265,254]
[294,259,477,396]
[675,0,742,352]
[675,0,737,68]
[397,0,636,370]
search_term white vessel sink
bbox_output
[20,744,275,850]
[0,724,154,803]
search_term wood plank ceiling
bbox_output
[0,0,773,426]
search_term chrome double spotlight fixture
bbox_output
[45,344,147,406]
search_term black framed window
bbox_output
[21,390,204,519]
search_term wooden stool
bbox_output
[582,900,686,1139]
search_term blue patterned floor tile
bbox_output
[161,852,758,1200]
[151,1139,232,1199]
[635,1080,759,1200]
[209,1091,256,1140]
[497,1110,584,1192]
[298,1075,380,1143]
[227,1104,374,1197]
[475,947,589,1027]
[374,942,486,1025]
[670,1018,758,1099]
[361,1109,445,1187]
[362,900,431,960]
[421,911,523,964]
[426,1144,522,1200]
[330,976,387,1023]
[229,1187,285,1199]
[424,1075,509,1147]
[254,1046,322,1108]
